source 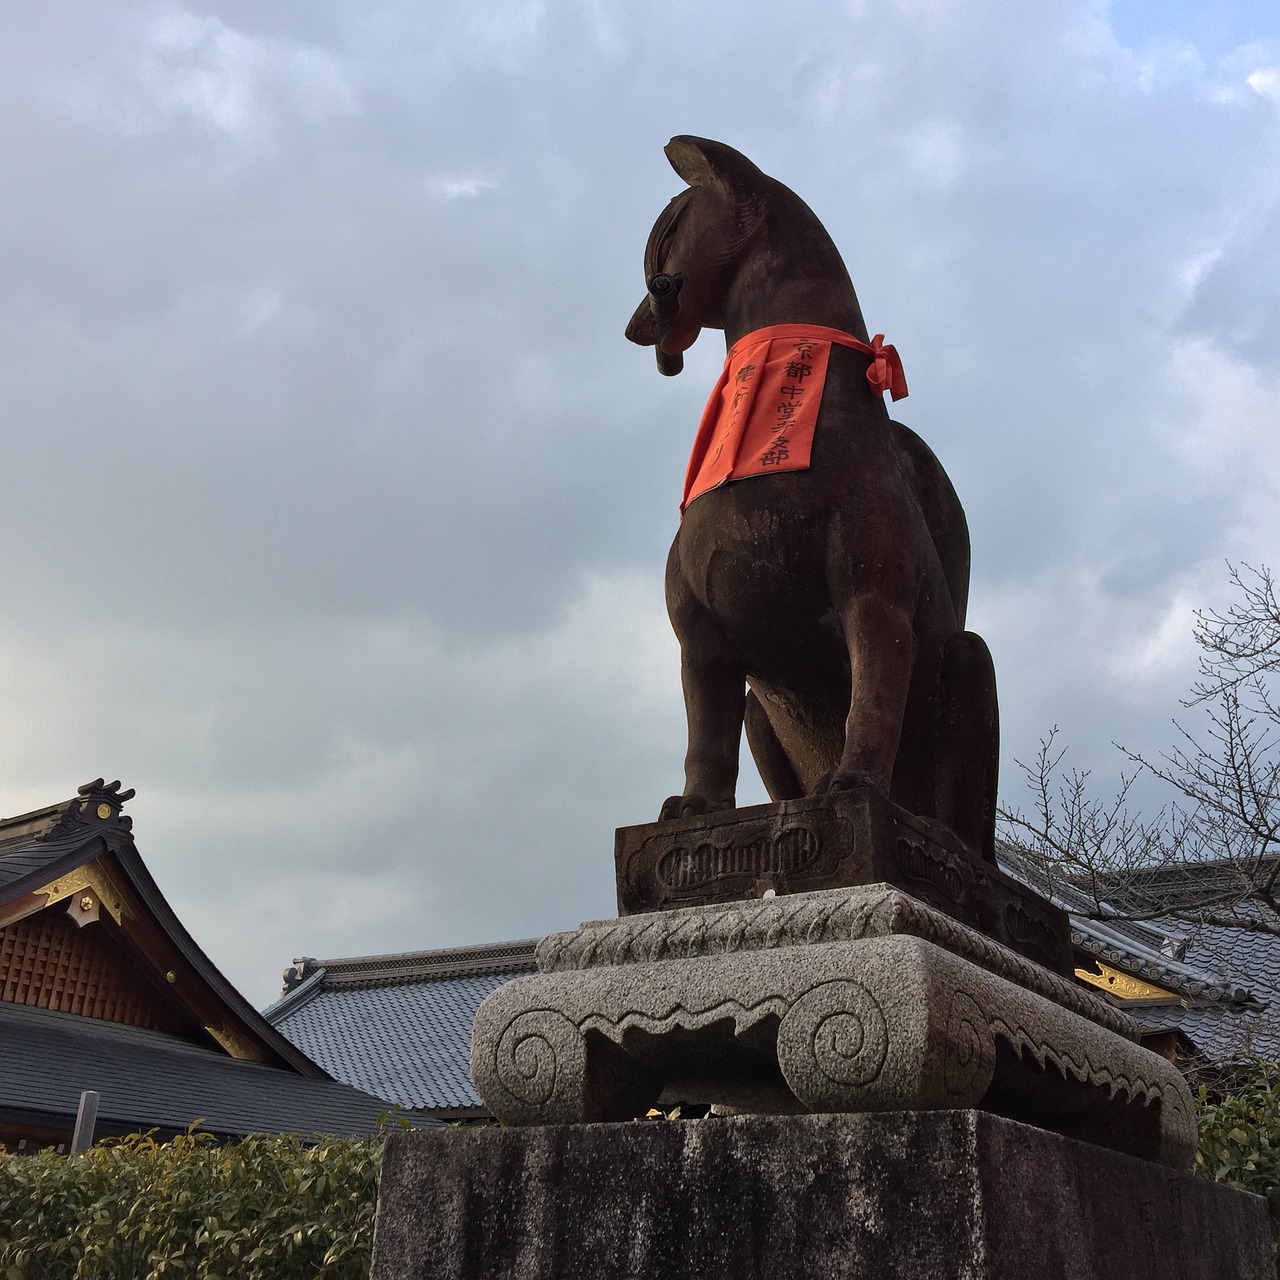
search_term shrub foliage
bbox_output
[0,1128,385,1280]
[1194,1058,1280,1248]
[1,1076,1278,1277]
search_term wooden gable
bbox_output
[0,903,192,1034]
[0,781,322,1073]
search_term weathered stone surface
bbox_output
[544,883,1130,1038]
[472,929,1194,1167]
[616,789,1073,976]
[370,1110,1273,1280]
[474,887,1192,1167]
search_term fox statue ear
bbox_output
[664,136,769,257]
[665,136,766,194]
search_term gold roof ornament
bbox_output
[36,864,130,926]
[1075,961,1180,1002]
[206,1022,267,1063]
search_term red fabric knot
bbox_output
[864,334,908,402]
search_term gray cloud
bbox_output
[1,1,1278,1004]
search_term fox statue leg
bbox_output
[661,554,747,821]
[934,631,1000,861]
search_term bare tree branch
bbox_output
[998,563,1280,942]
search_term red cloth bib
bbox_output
[681,324,907,513]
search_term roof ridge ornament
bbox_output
[77,778,137,803]
[37,780,136,842]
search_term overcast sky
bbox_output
[1,0,1278,1007]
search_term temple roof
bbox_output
[0,779,324,1073]
[0,1002,429,1141]
[0,780,435,1142]
[264,941,538,1117]
[998,844,1279,1061]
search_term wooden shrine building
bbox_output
[0,780,430,1152]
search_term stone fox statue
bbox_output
[626,136,999,862]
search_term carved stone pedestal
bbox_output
[370,1111,1273,1280]
[615,788,1075,975]
[471,885,1195,1168]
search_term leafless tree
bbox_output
[999,564,1280,941]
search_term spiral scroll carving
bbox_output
[942,989,996,1100]
[777,980,889,1106]
[492,1009,585,1111]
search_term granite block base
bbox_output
[369,1110,1272,1280]
[471,886,1194,1168]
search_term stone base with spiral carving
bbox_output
[470,885,1195,1170]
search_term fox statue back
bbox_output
[625,136,999,862]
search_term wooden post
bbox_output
[70,1091,100,1154]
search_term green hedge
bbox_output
[2,1073,1278,1279]
[1194,1058,1280,1252]
[0,1128,387,1280]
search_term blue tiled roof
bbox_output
[1163,915,1280,1002]
[1136,918,1280,1060]
[998,843,1280,1063]
[1126,1000,1280,1062]
[264,943,537,1114]
[0,1002,437,1140]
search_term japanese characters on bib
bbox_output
[681,324,908,513]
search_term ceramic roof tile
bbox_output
[265,949,536,1113]
[0,1002,437,1139]
[1125,1000,1280,1062]
[998,843,1280,1062]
